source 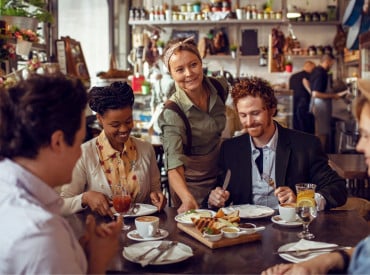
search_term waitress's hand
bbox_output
[177,195,199,214]
[208,187,230,208]
[150,191,167,211]
[274,186,296,205]
[334,90,350,99]
[82,191,114,218]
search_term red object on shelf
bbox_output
[285,64,293,73]
[132,75,145,92]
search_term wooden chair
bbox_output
[332,197,370,220]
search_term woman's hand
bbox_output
[150,191,167,211]
[208,187,230,208]
[81,191,113,218]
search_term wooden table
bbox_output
[328,154,369,198]
[328,154,367,180]
[66,207,370,274]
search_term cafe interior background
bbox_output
[0,0,368,157]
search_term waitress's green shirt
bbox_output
[158,76,227,170]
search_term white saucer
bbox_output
[271,215,303,227]
[127,229,169,241]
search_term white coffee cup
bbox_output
[278,203,297,222]
[135,216,159,238]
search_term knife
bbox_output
[222,169,231,190]
[274,245,349,255]
[143,241,177,267]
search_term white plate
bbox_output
[223,204,275,219]
[278,242,336,263]
[113,203,157,217]
[271,215,303,227]
[127,229,169,241]
[174,209,216,225]
[123,240,193,265]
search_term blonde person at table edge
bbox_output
[157,36,228,213]
[208,76,347,211]
[60,81,166,217]
[262,79,370,275]
[0,75,122,274]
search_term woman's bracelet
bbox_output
[333,249,350,271]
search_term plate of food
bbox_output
[174,209,216,225]
[271,215,303,227]
[222,204,275,219]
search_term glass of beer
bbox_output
[112,184,132,230]
[295,183,317,239]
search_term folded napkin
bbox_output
[124,242,193,267]
[280,239,338,263]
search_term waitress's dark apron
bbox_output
[170,145,220,208]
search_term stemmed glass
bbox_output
[112,184,132,230]
[295,183,317,239]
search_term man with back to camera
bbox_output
[207,76,347,211]
[290,60,316,134]
[309,53,348,152]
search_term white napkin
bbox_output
[124,243,193,267]
[280,239,338,263]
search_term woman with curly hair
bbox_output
[61,81,166,217]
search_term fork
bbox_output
[134,242,166,261]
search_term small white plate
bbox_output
[127,228,169,241]
[113,203,157,218]
[174,209,216,225]
[271,215,303,227]
[223,204,275,219]
[123,241,193,265]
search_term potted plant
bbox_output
[9,26,39,56]
[141,80,151,95]
[230,44,238,58]
[156,40,165,55]
[192,1,201,13]
[0,0,54,30]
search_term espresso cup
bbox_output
[135,216,159,238]
[278,203,297,222]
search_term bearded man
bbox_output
[207,76,346,211]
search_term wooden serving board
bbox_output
[177,223,261,249]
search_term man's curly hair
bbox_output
[231,76,277,116]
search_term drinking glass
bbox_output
[295,183,317,239]
[112,184,132,230]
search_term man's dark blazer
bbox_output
[218,123,347,209]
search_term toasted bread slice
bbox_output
[191,217,217,233]
[227,210,240,217]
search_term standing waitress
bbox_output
[158,37,227,213]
